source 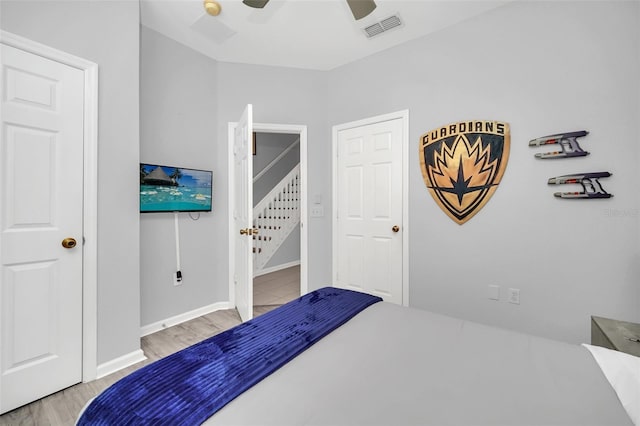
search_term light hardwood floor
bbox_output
[0,265,300,426]
[253,264,300,314]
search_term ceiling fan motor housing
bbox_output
[242,0,377,21]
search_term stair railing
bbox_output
[253,164,300,273]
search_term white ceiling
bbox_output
[141,0,511,71]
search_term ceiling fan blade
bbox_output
[243,0,270,8]
[346,0,377,20]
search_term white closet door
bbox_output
[335,118,403,305]
[0,43,84,413]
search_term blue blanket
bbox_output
[78,287,381,425]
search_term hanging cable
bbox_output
[174,212,182,283]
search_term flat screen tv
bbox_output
[140,163,213,213]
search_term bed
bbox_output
[78,287,638,425]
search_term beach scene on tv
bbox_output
[140,164,213,212]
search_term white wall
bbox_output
[1,1,141,364]
[139,27,220,326]
[327,0,640,344]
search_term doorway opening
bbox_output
[228,117,308,321]
[252,131,303,315]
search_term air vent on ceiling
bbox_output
[363,14,403,39]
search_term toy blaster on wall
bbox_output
[529,130,589,159]
[548,172,612,199]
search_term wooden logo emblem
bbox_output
[419,121,510,225]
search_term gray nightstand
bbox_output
[591,316,640,357]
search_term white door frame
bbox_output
[332,110,409,306]
[228,122,308,309]
[1,31,99,381]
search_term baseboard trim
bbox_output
[255,260,300,277]
[95,349,147,380]
[140,301,232,337]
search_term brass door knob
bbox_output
[62,237,77,249]
[240,228,260,236]
[392,225,400,233]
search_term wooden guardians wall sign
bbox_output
[419,120,510,225]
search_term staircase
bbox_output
[253,164,300,274]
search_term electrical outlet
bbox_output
[173,272,182,286]
[508,288,520,304]
[488,285,500,301]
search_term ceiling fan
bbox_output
[243,0,377,20]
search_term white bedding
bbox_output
[78,301,636,425]
[205,302,634,425]
[583,343,640,425]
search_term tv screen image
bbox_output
[140,163,213,213]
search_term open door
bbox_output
[232,104,254,321]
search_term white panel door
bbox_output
[0,45,84,413]
[232,105,253,322]
[336,118,403,304]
